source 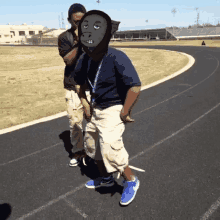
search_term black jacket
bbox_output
[58,28,83,89]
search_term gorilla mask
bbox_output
[78,10,112,62]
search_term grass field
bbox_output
[0,45,189,130]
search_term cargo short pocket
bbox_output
[110,138,123,151]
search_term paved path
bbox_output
[1,45,220,220]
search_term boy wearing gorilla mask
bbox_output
[73,10,141,206]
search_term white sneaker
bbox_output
[69,149,86,167]
[69,158,79,167]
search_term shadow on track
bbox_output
[59,130,74,159]
[0,203,12,220]
[59,130,124,199]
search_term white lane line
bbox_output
[0,53,216,167]
[63,198,88,218]
[0,50,194,136]
[130,102,220,161]
[117,165,145,179]
[0,112,67,135]
[0,51,195,166]
[138,49,195,91]
[0,142,61,167]
[129,165,145,172]
[134,54,219,116]
[17,101,220,219]
[17,183,86,220]
[200,197,220,220]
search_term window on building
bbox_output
[19,31,25,36]
[10,31,15,36]
[0,35,1,38]
[29,31,35,35]
[39,31,42,34]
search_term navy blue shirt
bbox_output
[73,47,141,109]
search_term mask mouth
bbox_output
[84,40,94,44]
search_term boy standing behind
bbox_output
[58,3,89,166]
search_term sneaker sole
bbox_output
[120,180,140,206]
[85,181,115,189]
[69,162,79,167]
[69,163,79,167]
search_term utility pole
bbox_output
[145,20,148,40]
[166,27,167,40]
[171,8,177,38]
[58,15,61,29]
[61,12,65,29]
[195,7,199,26]
[182,7,200,28]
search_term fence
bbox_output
[26,37,58,45]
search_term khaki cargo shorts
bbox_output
[65,89,90,148]
[84,105,129,174]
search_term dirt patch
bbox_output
[14,54,36,60]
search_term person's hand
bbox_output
[73,28,79,42]
[83,102,92,121]
[75,28,78,37]
[120,108,135,123]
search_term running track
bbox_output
[1,45,220,220]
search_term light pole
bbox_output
[195,7,199,27]
[145,20,148,40]
[171,8,178,39]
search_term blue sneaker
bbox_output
[120,177,140,206]
[85,176,115,189]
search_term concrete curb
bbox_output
[0,49,195,135]
[0,112,68,135]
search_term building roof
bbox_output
[43,29,66,37]
[0,24,45,31]
[115,28,167,34]
[167,27,220,37]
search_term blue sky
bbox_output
[1,0,220,31]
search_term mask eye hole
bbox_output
[94,25,100,30]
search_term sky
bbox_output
[1,0,220,31]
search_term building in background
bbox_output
[111,28,175,41]
[42,28,67,37]
[3,22,219,44]
[112,26,220,41]
[0,24,45,43]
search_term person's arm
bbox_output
[58,29,79,66]
[120,86,141,122]
[114,50,142,123]
[63,46,79,66]
[75,84,88,104]
[75,84,92,120]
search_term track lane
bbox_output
[1,45,220,219]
